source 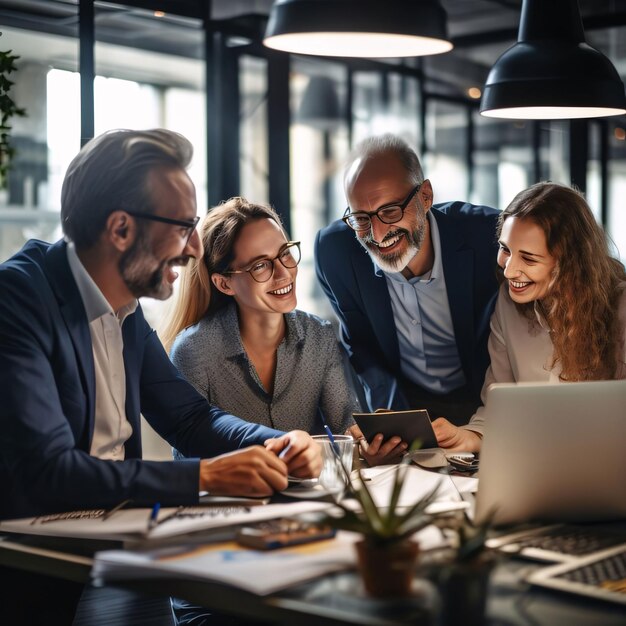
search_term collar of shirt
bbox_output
[373,211,442,285]
[218,301,306,358]
[66,241,138,324]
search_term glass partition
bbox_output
[423,99,468,205]
[0,24,79,261]
[290,58,349,317]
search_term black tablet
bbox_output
[353,409,438,449]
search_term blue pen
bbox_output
[148,502,161,531]
[323,424,341,456]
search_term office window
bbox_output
[608,119,626,264]
[424,99,468,205]
[352,71,421,149]
[240,55,269,204]
[290,58,349,317]
[0,24,79,262]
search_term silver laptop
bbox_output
[474,380,626,527]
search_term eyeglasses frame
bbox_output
[124,210,200,243]
[341,183,422,232]
[222,241,302,283]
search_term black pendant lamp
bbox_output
[480,0,626,119]
[297,76,343,131]
[263,0,452,58]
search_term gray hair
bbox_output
[344,134,424,188]
[61,128,193,249]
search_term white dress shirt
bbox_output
[66,242,137,460]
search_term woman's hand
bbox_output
[432,417,482,453]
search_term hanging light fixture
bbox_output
[480,0,626,119]
[263,0,452,58]
[297,76,343,131]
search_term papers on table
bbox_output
[355,464,470,514]
[92,523,449,595]
[93,531,360,595]
[0,465,470,596]
[0,500,331,544]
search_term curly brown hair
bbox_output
[498,182,626,381]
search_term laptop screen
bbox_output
[474,380,626,527]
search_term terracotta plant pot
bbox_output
[355,538,419,598]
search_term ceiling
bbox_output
[1,0,626,98]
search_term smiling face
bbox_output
[345,152,430,273]
[119,167,200,301]
[497,216,557,304]
[212,217,297,317]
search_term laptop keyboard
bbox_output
[556,547,626,593]
[515,526,626,557]
[487,524,626,563]
[528,545,626,606]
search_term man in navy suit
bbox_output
[315,134,499,462]
[0,129,320,623]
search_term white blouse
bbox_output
[464,281,626,435]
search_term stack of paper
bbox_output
[92,524,448,595]
[0,500,332,545]
[92,531,361,595]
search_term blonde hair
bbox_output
[159,196,285,352]
[499,182,626,380]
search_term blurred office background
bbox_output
[1,0,625,456]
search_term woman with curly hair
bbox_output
[433,182,626,452]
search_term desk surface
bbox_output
[1,532,624,626]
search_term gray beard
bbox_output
[358,214,427,274]
[119,234,173,301]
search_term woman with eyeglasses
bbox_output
[160,196,359,441]
[161,197,360,626]
[433,182,626,453]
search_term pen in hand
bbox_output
[147,503,161,532]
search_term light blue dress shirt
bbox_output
[378,212,466,393]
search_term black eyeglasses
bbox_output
[223,241,301,283]
[125,210,200,243]
[342,184,422,232]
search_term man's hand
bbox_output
[199,446,288,497]
[348,424,407,467]
[264,430,322,479]
[432,417,482,453]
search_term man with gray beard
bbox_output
[315,134,499,464]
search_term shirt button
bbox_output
[411,319,419,326]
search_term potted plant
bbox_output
[322,440,441,598]
[0,37,26,189]
[431,512,497,626]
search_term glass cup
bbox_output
[312,434,354,491]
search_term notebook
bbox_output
[473,379,626,527]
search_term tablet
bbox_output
[353,409,438,449]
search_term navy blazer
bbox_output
[314,202,500,411]
[0,239,281,520]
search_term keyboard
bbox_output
[527,544,626,606]
[486,524,626,563]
